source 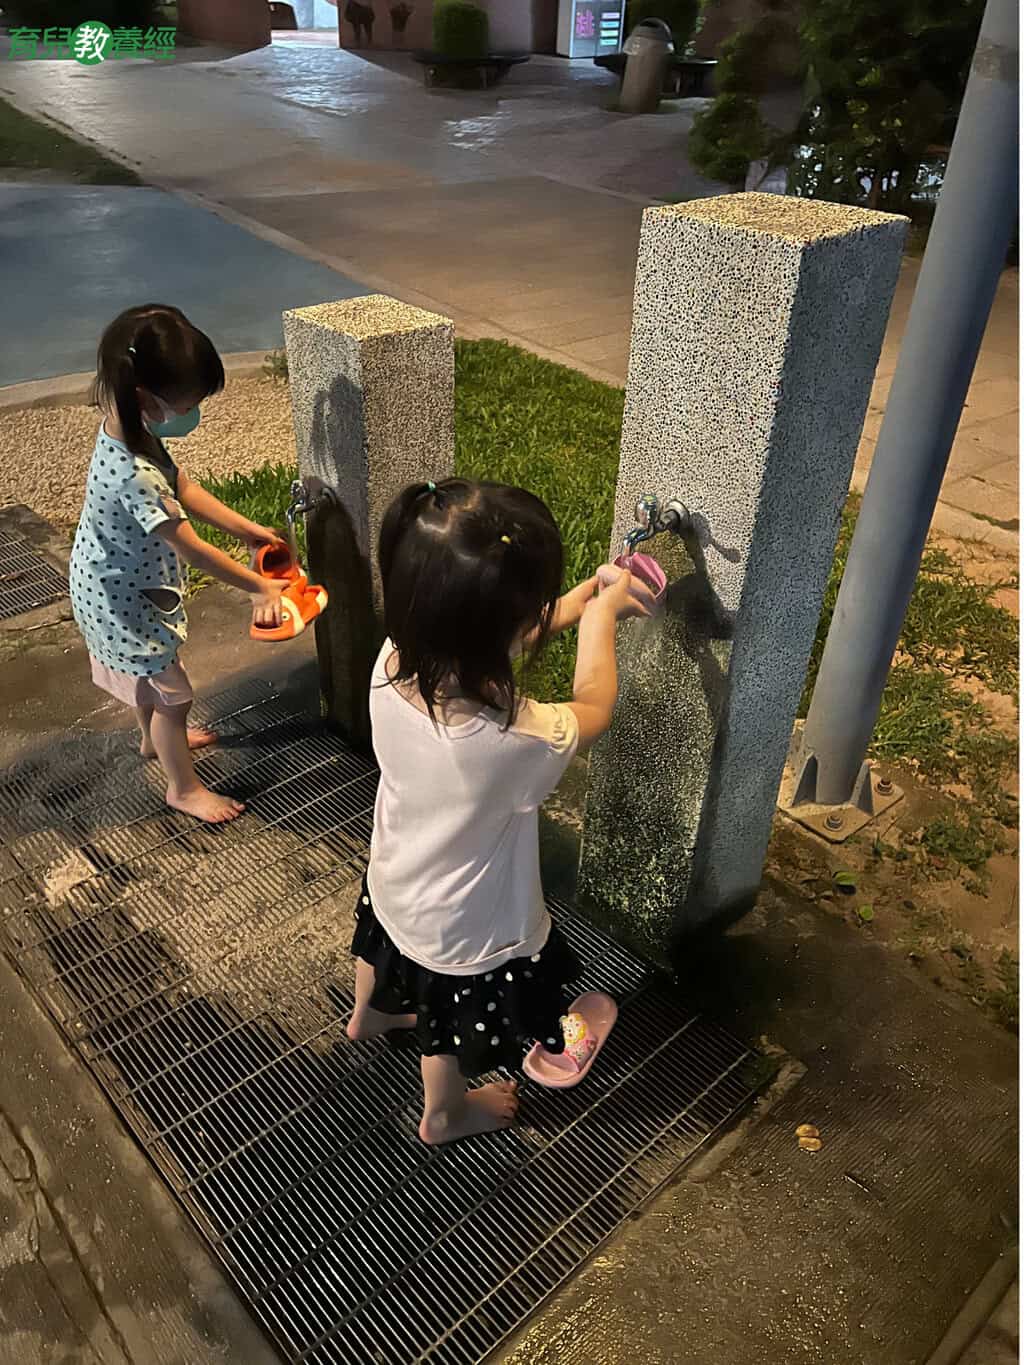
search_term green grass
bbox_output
[206,341,1018,822]
[0,96,141,185]
[452,340,623,700]
[186,462,303,595]
[799,497,1018,872]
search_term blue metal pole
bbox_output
[798,0,1019,805]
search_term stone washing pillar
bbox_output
[577,194,906,956]
[283,296,454,747]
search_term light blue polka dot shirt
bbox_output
[70,425,190,677]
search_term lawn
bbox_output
[0,95,140,184]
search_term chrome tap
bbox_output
[622,494,691,555]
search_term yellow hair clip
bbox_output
[500,534,512,545]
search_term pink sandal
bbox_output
[613,552,667,603]
[523,991,618,1089]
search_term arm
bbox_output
[565,568,656,753]
[565,594,620,754]
[522,575,599,651]
[154,520,286,624]
[176,470,282,547]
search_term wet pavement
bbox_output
[0,563,1016,1364]
[0,41,1016,543]
[0,184,366,385]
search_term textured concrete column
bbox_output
[283,296,454,746]
[577,194,906,955]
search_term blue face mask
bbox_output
[148,398,201,440]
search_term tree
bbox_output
[688,0,983,208]
[688,3,802,186]
[791,0,984,211]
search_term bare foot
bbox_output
[419,1081,519,1145]
[347,1006,417,1042]
[142,728,218,759]
[166,787,244,824]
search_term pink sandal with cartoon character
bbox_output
[523,991,618,1089]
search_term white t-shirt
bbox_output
[366,640,579,976]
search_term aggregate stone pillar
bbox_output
[283,296,454,747]
[577,194,906,956]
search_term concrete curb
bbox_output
[924,1249,1018,1365]
[0,352,270,412]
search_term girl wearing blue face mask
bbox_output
[70,303,290,824]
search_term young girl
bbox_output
[348,478,654,1144]
[69,304,290,825]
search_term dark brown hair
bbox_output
[92,304,224,456]
[379,479,564,724]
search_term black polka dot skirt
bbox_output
[351,874,579,1078]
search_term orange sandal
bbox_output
[250,543,328,642]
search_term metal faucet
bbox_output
[286,477,334,529]
[623,494,691,555]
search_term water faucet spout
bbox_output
[622,494,691,556]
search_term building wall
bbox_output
[291,0,340,27]
[177,0,271,49]
[337,0,553,52]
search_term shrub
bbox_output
[625,0,701,52]
[687,92,769,184]
[687,9,800,186]
[432,0,488,58]
[2,0,161,25]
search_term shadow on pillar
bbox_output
[306,381,380,754]
[577,521,739,967]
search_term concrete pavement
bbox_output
[0,41,1016,543]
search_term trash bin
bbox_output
[619,17,673,114]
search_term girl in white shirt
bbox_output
[348,478,653,1144]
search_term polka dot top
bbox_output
[69,425,190,678]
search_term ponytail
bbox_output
[111,352,146,454]
[379,479,452,594]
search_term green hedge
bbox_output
[432,0,489,58]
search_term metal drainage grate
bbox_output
[0,527,69,620]
[0,683,760,1365]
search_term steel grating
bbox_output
[0,682,760,1365]
[0,526,68,620]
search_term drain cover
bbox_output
[0,526,68,620]
[0,684,759,1365]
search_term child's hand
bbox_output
[594,565,656,620]
[242,523,287,551]
[251,578,289,628]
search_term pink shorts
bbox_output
[90,657,193,712]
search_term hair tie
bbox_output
[500,534,512,546]
[127,345,137,357]
[426,481,436,493]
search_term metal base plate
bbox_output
[0,683,761,1365]
[777,724,904,842]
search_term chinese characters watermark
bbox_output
[8,23,177,63]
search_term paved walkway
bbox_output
[0,43,1016,541]
[0,185,365,385]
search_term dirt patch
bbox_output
[0,376,296,529]
[768,772,1019,1033]
[932,531,1019,618]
